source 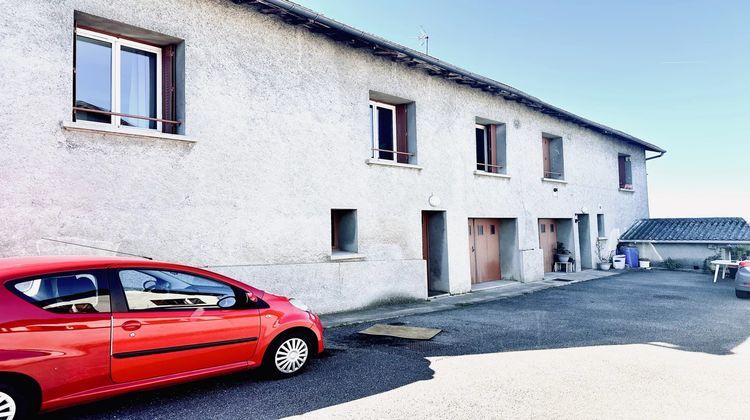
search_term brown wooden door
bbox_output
[469,219,502,283]
[539,218,558,272]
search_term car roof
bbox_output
[0,256,207,282]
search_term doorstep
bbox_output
[320,269,624,328]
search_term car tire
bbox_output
[0,383,33,420]
[736,290,750,299]
[262,334,312,379]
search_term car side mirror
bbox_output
[217,296,237,309]
[246,291,258,303]
[143,279,156,291]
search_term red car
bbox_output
[0,256,324,419]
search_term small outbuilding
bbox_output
[619,217,750,270]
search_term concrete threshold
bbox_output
[321,269,625,328]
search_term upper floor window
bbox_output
[542,134,564,180]
[73,17,182,135]
[618,154,633,190]
[368,93,416,165]
[75,28,162,130]
[475,121,507,174]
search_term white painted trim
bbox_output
[619,188,635,193]
[473,170,511,179]
[75,28,162,132]
[369,100,398,161]
[475,124,489,170]
[541,177,568,184]
[365,158,423,170]
[62,121,195,143]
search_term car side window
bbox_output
[118,269,237,311]
[12,272,110,314]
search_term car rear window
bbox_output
[11,272,110,314]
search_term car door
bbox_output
[4,270,112,402]
[110,268,261,383]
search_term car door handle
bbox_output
[122,320,142,331]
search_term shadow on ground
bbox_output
[45,270,750,419]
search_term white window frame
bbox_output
[475,124,489,171]
[75,27,162,131]
[369,100,398,161]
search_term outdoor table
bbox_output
[711,260,738,283]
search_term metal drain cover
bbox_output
[359,324,442,340]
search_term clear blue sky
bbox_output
[297,0,749,221]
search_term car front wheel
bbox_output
[736,290,750,299]
[264,335,311,378]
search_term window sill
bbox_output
[365,158,423,170]
[597,237,608,241]
[619,188,635,193]
[473,170,511,179]
[541,177,568,184]
[330,251,366,262]
[62,121,195,143]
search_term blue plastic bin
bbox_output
[621,246,639,268]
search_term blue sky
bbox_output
[296,0,750,221]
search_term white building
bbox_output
[0,0,665,313]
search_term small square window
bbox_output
[332,209,358,253]
[478,225,484,235]
[551,224,555,233]
[490,225,496,235]
[541,224,546,233]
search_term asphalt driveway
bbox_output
[47,270,750,419]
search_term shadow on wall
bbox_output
[45,270,749,419]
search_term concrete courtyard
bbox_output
[46,270,750,419]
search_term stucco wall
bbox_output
[635,243,720,270]
[0,0,652,313]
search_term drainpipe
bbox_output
[646,151,665,161]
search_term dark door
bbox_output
[110,268,260,383]
[423,211,449,293]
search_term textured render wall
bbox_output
[0,0,651,313]
[637,243,719,269]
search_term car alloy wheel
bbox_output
[0,391,17,420]
[274,337,309,374]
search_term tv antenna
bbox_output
[417,26,429,55]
